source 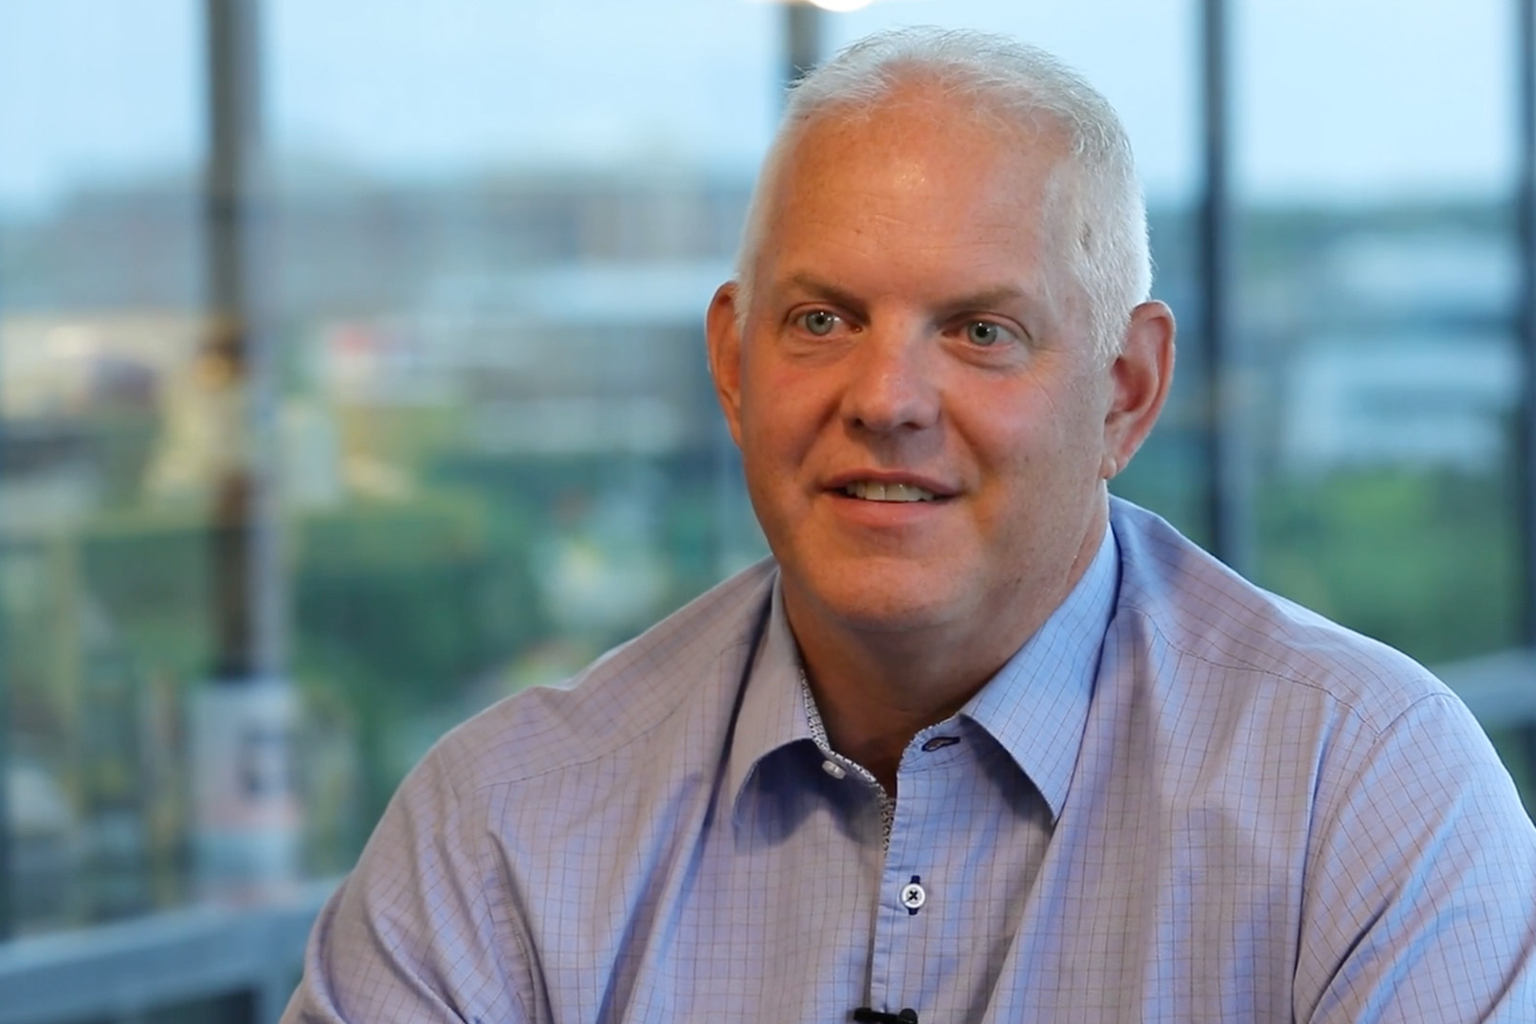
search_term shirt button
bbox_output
[822,759,846,779]
[900,878,926,912]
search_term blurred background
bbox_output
[0,0,1533,1020]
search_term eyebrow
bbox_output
[932,286,1035,318]
[784,273,868,318]
[783,273,1037,319]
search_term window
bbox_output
[1,3,1531,1020]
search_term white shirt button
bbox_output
[900,880,926,911]
[822,759,846,779]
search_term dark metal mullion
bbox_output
[0,620,9,940]
[1199,0,1247,572]
[1514,0,1536,793]
[1518,0,1536,648]
[0,0,19,941]
[0,225,9,942]
[206,0,281,683]
[785,2,822,89]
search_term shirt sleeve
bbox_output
[279,744,542,1024]
[1296,692,1536,1023]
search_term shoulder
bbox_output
[1108,498,1448,733]
[424,558,778,797]
[287,562,780,1022]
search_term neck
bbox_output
[797,631,987,792]
[786,513,1108,792]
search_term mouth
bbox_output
[841,480,939,503]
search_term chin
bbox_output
[789,561,967,635]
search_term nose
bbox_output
[838,324,940,434]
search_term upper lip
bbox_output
[823,469,958,498]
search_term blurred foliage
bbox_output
[291,447,739,835]
[1112,426,1212,551]
[1254,467,1520,665]
[292,489,545,829]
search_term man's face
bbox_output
[708,93,1158,656]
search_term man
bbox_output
[285,28,1536,1023]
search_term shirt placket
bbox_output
[798,680,964,1022]
[862,732,967,1023]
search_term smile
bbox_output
[843,481,937,502]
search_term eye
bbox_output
[963,321,1007,347]
[797,309,841,337]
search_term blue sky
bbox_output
[0,0,1516,216]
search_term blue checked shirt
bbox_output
[285,499,1536,1022]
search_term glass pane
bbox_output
[1233,0,1522,664]
[0,0,205,934]
[264,0,781,864]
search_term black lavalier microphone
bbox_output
[852,1009,918,1023]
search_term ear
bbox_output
[1101,299,1175,479]
[705,282,746,448]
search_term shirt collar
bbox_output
[961,524,1119,820]
[725,524,1120,823]
[725,579,814,820]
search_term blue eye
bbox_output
[965,321,1005,346]
[800,310,840,337]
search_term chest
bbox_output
[516,746,1303,1024]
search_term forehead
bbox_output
[756,91,1079,293]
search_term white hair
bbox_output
[733,27,1152,361]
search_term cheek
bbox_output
[1027,376,1111,466]
[742,367,827,456]
[736,393,815,510]
[967,394,1104,501]
[737,397,794,465]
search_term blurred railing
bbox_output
[1441,648,1536,729]
[0,879,332,1024]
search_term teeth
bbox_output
[844,481,936,502]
